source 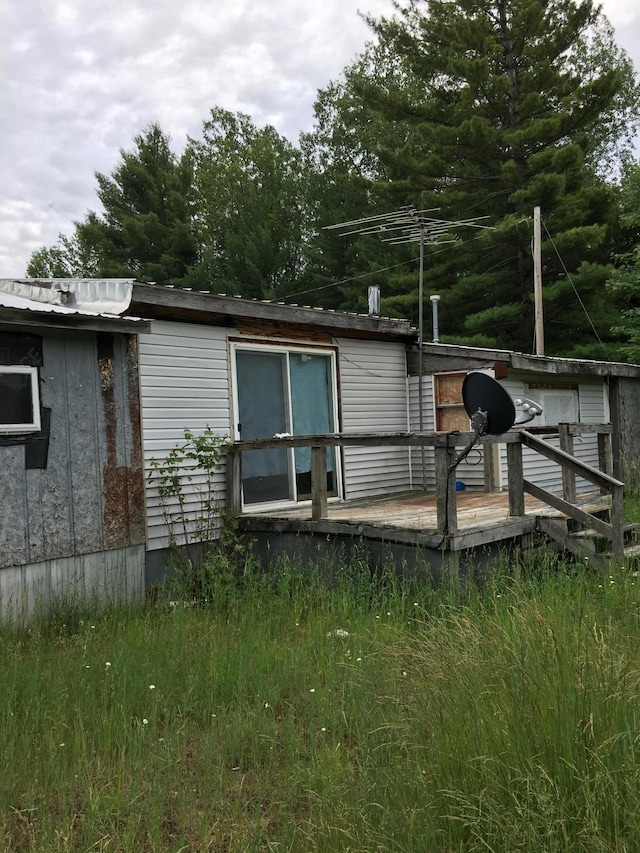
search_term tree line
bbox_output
[28,0,640,360]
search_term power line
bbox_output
[541,217,611,362]
[279,257,419,302]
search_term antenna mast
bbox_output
[325,206,490,488]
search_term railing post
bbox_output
[507,439,525,517]
[611,483,624,560]
[483,440,500,493]
[226,448,242,515]
[311,445,328,520]
[558,424,576,503]
[598,431,613,480]
[435,437,457,535]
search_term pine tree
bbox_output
[27,124,198,285]
[607,165,640,360]
[313,0,640,354]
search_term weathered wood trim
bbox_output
[230,431,523,452]
[407,340,640,378]
[311,446,328,520]
[483,442,500,492]
[447,517,537,550]
[435,439,458,534]
[129,284,416,341]
[0,310,150,335]
[507,442,525,516]
[237,511,539,552]
[523,480,613,539]
[598,432,612,479]
[568,423,612,435]
[611,484,625,559]
[238,515,444,548]
[608,376,623,481]
[558,424,576,503]
[226,450,242,515]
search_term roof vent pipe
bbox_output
[368,285,380,317]
[430,294,440,343]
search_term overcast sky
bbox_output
[1,0,639,278]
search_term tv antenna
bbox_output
[325,206,491,486]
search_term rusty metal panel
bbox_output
[97,332,146,549]
[123,335,146,545]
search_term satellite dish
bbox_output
[462,372,516,435]
[449,372,516,471]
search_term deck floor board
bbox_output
[243,489,610,537]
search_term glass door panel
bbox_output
[289,353,338,499]
[236,350,293,504]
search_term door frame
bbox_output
[230,339,342,509]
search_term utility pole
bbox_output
[533,206,544,356]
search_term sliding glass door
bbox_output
[234,346,339,506]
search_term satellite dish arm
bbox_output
[448,408,487,472]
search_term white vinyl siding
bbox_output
[138,320,231,551]
[408,373,436,489]
[409,369,609,496]
[500,374,607,495]
[337,338,412,499]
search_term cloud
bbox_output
[0,0,638,277]
[1,0,393,275]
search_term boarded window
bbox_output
[434,372,469,431]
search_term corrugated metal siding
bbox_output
[336,338,412,499]
[138,320,231,551]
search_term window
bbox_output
[525,383,578,426]
[0,366,41,434]
[232,344,340,506]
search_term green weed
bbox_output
[1,556,640,850]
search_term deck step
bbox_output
[538,516,640,564]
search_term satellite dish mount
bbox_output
[449,373,516,472]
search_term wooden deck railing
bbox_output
[226,424,624,556]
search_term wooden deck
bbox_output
[229,428,625,563]
[238,488,612,553]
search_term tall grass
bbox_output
[1,554,640,851]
